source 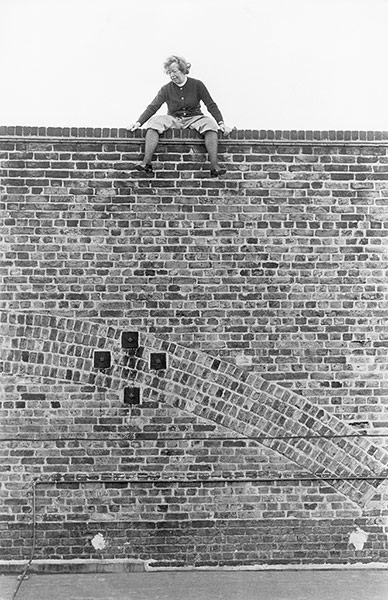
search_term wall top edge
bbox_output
[1,126,388,142]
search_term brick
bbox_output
[1,129,388,566]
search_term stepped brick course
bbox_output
[1,128,388,567]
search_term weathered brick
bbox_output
[1,128,388,567]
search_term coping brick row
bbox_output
[1,126,388,142]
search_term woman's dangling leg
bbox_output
[140,128,159,167]
[204,130,219,170]
[136,116,175,171]
[204,130,226,176]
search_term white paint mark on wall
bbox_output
[349,527,369,550]
[185,400,196,413]
[91,532,106,551]
[236,355,252,366]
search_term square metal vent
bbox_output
[124,387,141,405]
[121,331,139,349]
[150,353,167,370]
[93,350,111,369]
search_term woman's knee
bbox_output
[145,115,175,133]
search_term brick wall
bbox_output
[1,127,388,567]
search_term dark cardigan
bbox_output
[137,77,224,125]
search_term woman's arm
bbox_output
[198,80,223,124]
[136,87,167,126]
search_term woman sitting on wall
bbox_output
[128,55,229,177]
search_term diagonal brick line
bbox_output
[1,311,387,505]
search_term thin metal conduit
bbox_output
[36,476,387,485]
[1,433,388,442]
[12,479,37,600]
[12,473,386,599]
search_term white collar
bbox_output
[175,77,187,87]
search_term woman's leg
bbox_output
[187,117,226,176]
[140,128,159,166]
[137,116,176,168]
[204,130,226,176]
[204,130,220,170]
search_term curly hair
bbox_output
[163,55,191,75]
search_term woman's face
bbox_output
[166,62,186,85]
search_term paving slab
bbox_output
[1,570,388,600]
[0,576,18,600]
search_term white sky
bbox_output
[1,0,388,130]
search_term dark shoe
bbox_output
[135,163,153,173]
[210,167,226,178]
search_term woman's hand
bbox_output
[218,122,233,135]
[128,122,141,131]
